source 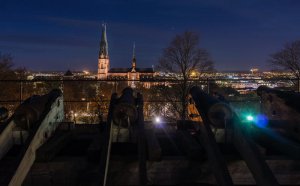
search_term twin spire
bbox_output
[99,23,137,69]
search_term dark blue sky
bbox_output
[1,0,300,71]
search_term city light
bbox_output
[83,70,90,75]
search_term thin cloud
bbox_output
[42,16,100,28]
[0,34,95,48]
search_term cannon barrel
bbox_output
[13,89,62,130]
[112,87,138,127]
[0,107,8,121]
[257,85,300,142]
[257,85,297,96]
[190,86,279,186]
[189,86,232,128]
[257,85,300,113]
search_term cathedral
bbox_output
[97,24,155,88]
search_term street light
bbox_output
[155,116,161,124]
[74,113,78,124]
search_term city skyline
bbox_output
[1,0,300,71]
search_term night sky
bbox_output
[1,0,300,72]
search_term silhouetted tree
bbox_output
[0,53,31,111]
[269,40,300,79]
[157,31,214,120]
[0,53,14,80]
[0,53,19,101]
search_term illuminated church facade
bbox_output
[97,24,155,88]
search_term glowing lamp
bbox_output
[155,116,161,124]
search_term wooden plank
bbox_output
[8,96,64,186]
[0,121,15,159]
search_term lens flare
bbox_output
[254,114,268,128]
[246,115,254,121]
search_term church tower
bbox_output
[97,24,109,79]
[131,43,136,72]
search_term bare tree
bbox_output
[269,40,300,79]
[0,53,27,80]
[0,53,27,111]
[0,53,14,80]
[269,40,300,91]
[0,53,18,100]
[157,31,214,121]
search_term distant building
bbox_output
[250,68,259,74]
[97,24,155,88]
[64,69,74,79]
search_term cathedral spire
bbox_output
[132,42,136,70]
[99,23,108,58]
[132,42,136,59]
[98,23,110,79]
